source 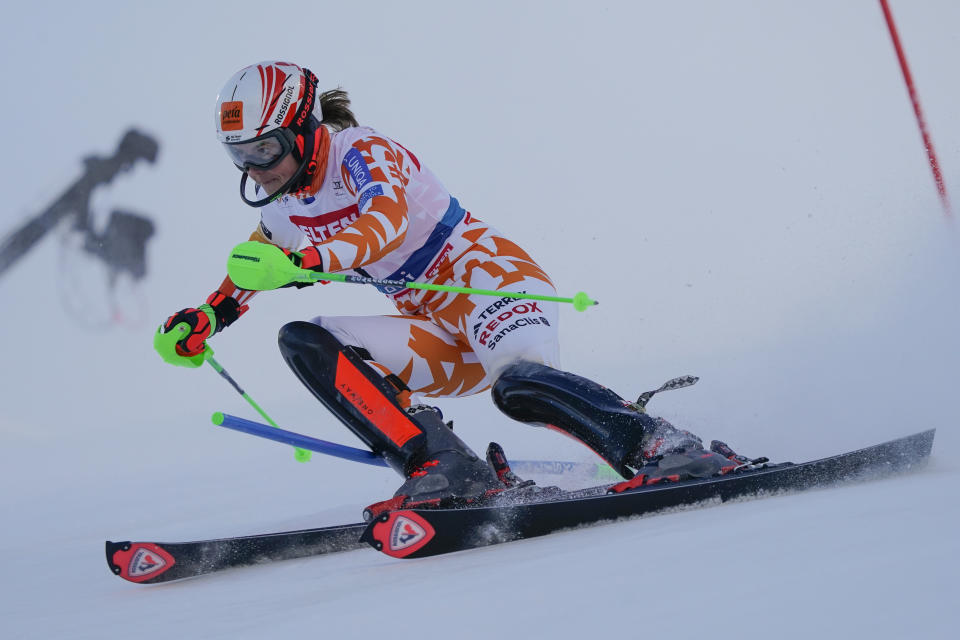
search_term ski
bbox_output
[360,429,936,559]
[106,429,935,582]
[106,522,366,584]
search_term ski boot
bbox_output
[709,439,770,471]
[607,450,739,492]
[606,412,736,492]
[361,404,508,521]
[491,361,761,492]
[492,361,714,480]
[608,436,768,493]
[276,322,507,521]
[484,442,562,504]
[628,415,705,465]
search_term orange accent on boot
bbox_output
[608,474,649,494]
[644,437,665,459]
[374,368,411,408]
[334,352,422,447]
[410,459,439,477]
[363,495,409,521]
[646,474,681,485]
[401,497,443,510]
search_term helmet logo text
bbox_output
[294,77,316,129]
[274,86,296,126]
[221,101,244,131]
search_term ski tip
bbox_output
[105,540,128,578]
[361,510,436,559]
[105,541,177,583]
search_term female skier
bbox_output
[155,61,737,514]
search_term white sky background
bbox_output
[1,0,954,454]
[0,2,957,637]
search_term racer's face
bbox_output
[247,153,299,195]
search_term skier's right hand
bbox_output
[154,291,245,368]
[154,306,216,368]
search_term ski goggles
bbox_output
[223,129,296,170]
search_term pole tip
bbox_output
[573,291,598,312]
[211,412,225,426]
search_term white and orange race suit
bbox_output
[222,126,560,398]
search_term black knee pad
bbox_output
[278,321,482,476]
[491,361,650,479]
[278,321,426,473]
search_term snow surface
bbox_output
[1,1,958,638]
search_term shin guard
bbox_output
[278,321,480,476]
[491,361,654,479]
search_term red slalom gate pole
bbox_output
[879,0,951,218]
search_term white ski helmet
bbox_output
[215,61,324,207]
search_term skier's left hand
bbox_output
[283,246,323,271]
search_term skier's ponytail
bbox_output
[318,89,359,131]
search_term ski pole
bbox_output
[212,412,621,480]
[204,353,312,463]
[213,412,386,466]
[226,241,599,311]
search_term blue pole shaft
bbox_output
[205,355,311,463]
[211,412,620,479]
[212,412,388,467]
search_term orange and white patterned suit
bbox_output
[225,126,560,398]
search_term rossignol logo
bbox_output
[389,516,427,551]
[221,101,244,131]
[372,511,436,558]
[273,85,296,126]
[128,547,167,577]
[230,253,260,262]
[294,79,316,128]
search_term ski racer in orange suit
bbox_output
[156,61,737,514]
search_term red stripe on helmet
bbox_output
[258,65,269,122]
[257,64,291,135]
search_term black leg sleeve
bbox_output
[492,361,654,479]
[278,321,427,474]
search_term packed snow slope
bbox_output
[1,1,958,638]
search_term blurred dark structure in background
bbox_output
[0,129,159,326]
